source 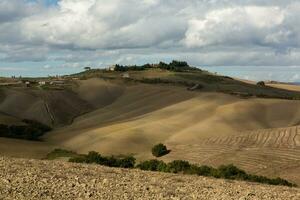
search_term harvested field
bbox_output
[0,156,299,200]
[1,78,300,185]
[164,126,300,185]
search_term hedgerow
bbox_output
[58,149,297,187]
[69,151,136,169]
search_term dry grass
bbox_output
[1,78,300,185]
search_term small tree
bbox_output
[151,143,170,157]
[257,81,265,86]
[84,67,91,71]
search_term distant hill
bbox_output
[69,61,300,100]
[1,61,300,186]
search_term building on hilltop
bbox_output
[38,81,47,86]
[108,65,116,71]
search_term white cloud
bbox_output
[0,0,300,69]
[184,6,287,48]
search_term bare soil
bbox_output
[0,157,299,200]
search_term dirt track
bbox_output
[0,157,299,200]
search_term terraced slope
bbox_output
[0,157,299,200]
[164,126,300,184]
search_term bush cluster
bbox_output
[136,161,296,187]
[69,151,136,169]
[62,149,296,187]
[114,60,200,72]
[0,119,51,141]
[114,64,149,72]
[151,143,170,157]
[257,81,266,86]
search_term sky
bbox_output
[0,0,300,81]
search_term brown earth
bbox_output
[0,156,299,200]
[0,78,300,185]
[267,83,300,92]
[236,77,300,92]
[0,87,91,127]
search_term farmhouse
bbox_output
[38,81,47,86]
[108,65,116,71]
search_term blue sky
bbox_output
[44,0,58,6]
[27,0,58,6]
[1,0,300,81]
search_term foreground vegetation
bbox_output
[0,119,51,141]
[136,160,296,187]
[47,149,296,187]
[69,151,136,168]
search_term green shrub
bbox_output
[195,165,215,176]
[113,60,198,72]
[167,160,191,173]
[217,164,247,179]
[69,151,136,168]
[257,81,265,86]
[85,151,104,164]
[69,156,87,163]
[66,150,296,187]
[136,159,163,171]
[151,143,170,157]
[245,175,296,187]
[117,156,136,168]
[136,160,296,187]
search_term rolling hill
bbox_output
[0,66,300,185]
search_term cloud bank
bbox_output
[0,0,300,78]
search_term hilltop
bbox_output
[70,61,300,100]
